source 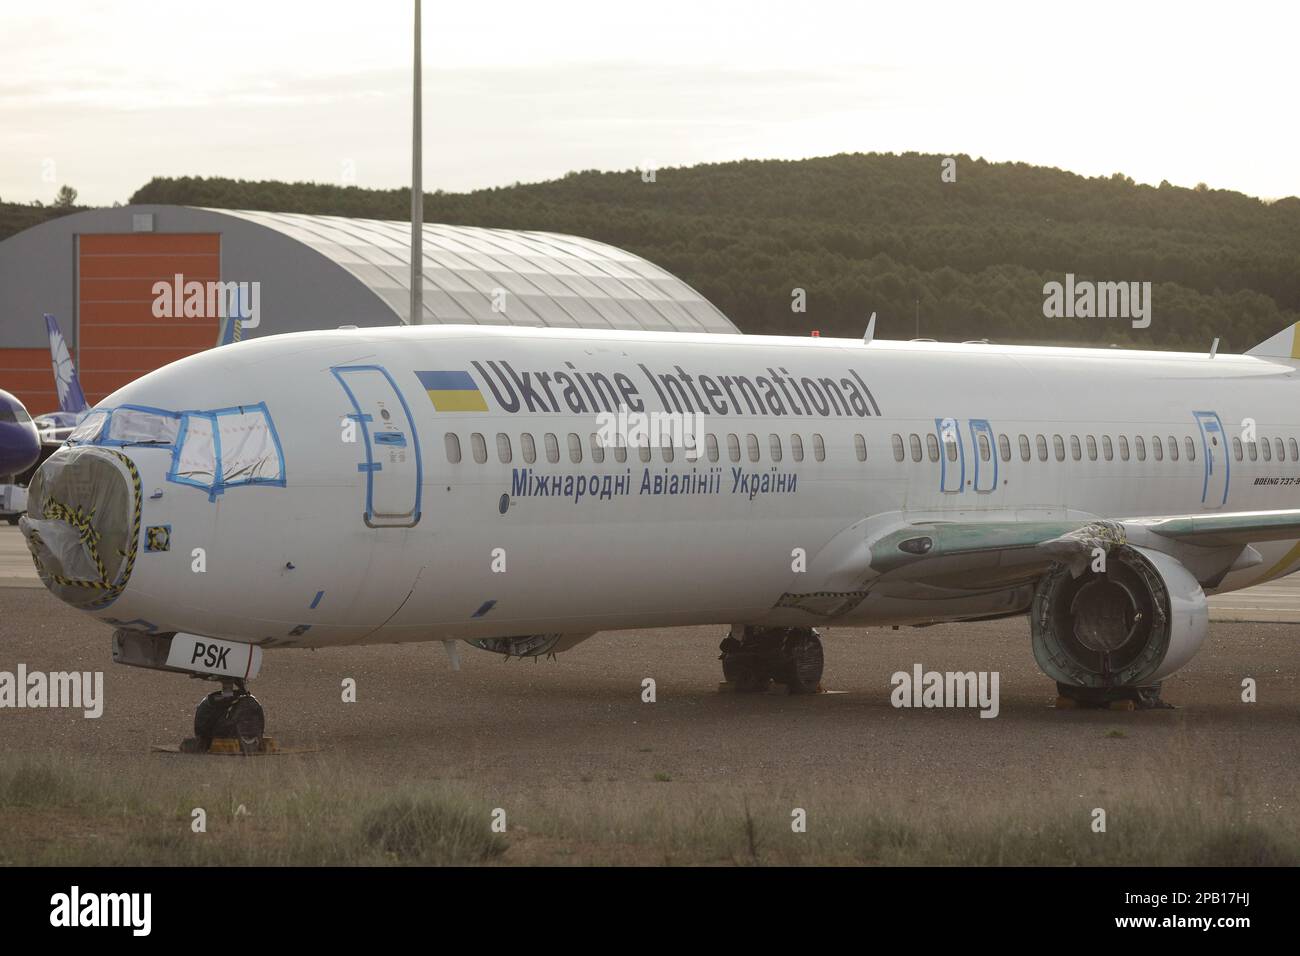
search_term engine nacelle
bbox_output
[1031,545,1208,688]
[467,632,595,658]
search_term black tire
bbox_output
[227,695,265,748]
[194,690,226,740]
[725,654,770,692]
[784,632,824,694]
[721,652,743,684]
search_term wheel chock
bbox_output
[164,736,283,755]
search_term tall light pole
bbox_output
[410,0,423,325]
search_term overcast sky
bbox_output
[2,0,1295,206]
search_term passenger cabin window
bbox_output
[1052,435,1065,462]
[588,433,605,464]
[1247,441,1258,462]
[1185,436,1195,461]
[1069,435,1081,461]
[998,434,1011,462]
[706,434,720,462]
[791,434,804,462]
[521,432,536,464]
[892,434,905,462]
[471,432,488,464]
[545,433,560,463]
[977,433,991,462]
[1135,436,1146,462]
[926,434,940,462]
[496,433,512,463]
[639,436,652,463]
[444,432,462,463]
[1233,438,1243,461]
[614,442,627,464]
[728,434,741,462]
[855,434,868,461]
[1102,435,1113,461]
[1119,436,1130,461]
[770,434,783,462]
[1152,436,1163,462]
[661,441,674,462]
[1018,434,1031,461]
[1168,436,1179,462]
[1276,438,1285,462]
[909,433,923,462]
[1036,435,1048,461]
[746,433,760,462]
[813,434,826,462]
[1086,435,1097,461]
[1261,439,1272,462]
[1291,438,1298,461]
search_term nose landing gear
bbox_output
[719,625,825,694]
[182,679,275,755]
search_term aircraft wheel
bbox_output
[193,690,226,749]
[194,689,266,753]
[784,631,824,694]
[728,656,770,692]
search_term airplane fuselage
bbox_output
[23,325,1300,650]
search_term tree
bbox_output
[53,185,78,208]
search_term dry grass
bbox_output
[0,749,1295,866]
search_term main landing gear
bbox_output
[1053,681,1173,711]
[182,678,273,754]
[719,625,824,694]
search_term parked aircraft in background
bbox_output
[18,321,1300,749]
[31,313,89,444]
[0,389,40,490]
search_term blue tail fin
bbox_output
[216,287,243,347]
[44,313,88,414]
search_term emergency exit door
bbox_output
[1193,410,1230,509]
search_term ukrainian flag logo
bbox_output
[416,370,489,412]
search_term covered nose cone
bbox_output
[19,446,142,609]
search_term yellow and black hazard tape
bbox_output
[27,450,144,608]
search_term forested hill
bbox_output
[78,154,1300,350]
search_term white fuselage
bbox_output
[51,325,1300,649]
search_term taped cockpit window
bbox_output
[167,403,285,498]
[105,406,181,446]
[169,414,218,489]
[68,410,109,444]
[216,407,284,485]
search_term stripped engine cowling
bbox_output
[467,632,595,659]
[1031,545,1208,688]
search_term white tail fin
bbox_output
[1247,322,1300,361]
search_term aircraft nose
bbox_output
[0,421,41,475]
[19,445,143,609]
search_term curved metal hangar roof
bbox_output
[215,209,736,333]
[0,204,735,408]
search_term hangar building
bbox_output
[0,205,737,413]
